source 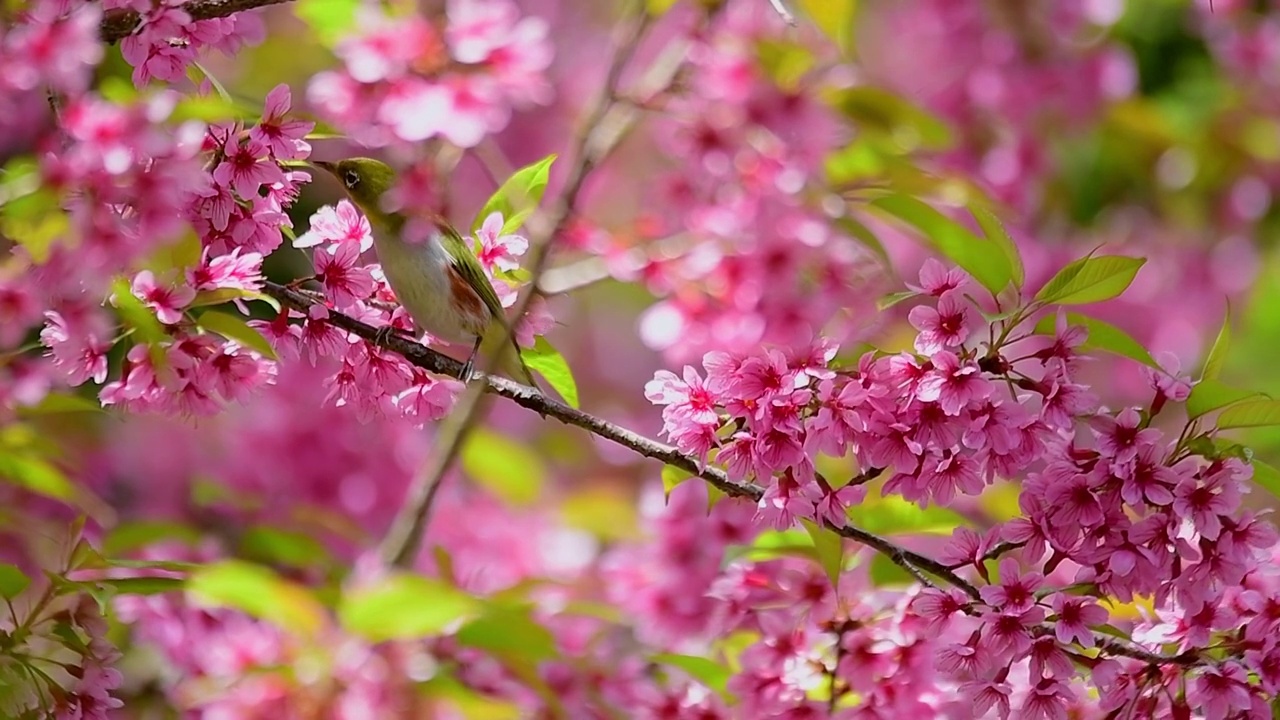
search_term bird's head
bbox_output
[314,157,397,223]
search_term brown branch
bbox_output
[262,280,1207,668]
[375,2,661,569]
[100,0,296,44]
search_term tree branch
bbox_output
[99,0,296,44]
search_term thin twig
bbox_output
[375,2,657,569]
[100,0,296,43]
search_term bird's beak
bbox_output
[312,160,337,175]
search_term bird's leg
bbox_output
[372,323,415,348]
[460,336,483,384]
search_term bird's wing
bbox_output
[439,223,510,328]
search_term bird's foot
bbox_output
[372,324,414,348]
[459,357,475,384]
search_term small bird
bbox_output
[314,157,537,387]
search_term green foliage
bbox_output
[1034,254,1145,306]
[190,288,282,313]
[829,88,953,152]
[867,553,914,588]
[111,277,170,371]
[340,573,478,642]
[651,653,733,701]
[170,95,256,124]
[0,432,76,502]
[968,204,1024,289]
[1,172,66,264]
[801,519,844,588]
[646,0,679,15]
[796,0,858,55]
[559,487,640,540]
[1251,459,1280,501]
[1185,379,1262,420]
[103,521,202,555]
[473,154,558,235]
[1216,399,1280,430]
[238,526,330,570]
[0,564,30,599]
[846,494,970,535]
[461,427,546,505]
[661,465,693,499]
[296,0,360,47]
[16,393,104,415]
[521,337,579,408]
[1033,313,1157,367]
[187,560,327,636]
[196,308,279,360]
[868,194,1014,294]
[1201,303,1232,381]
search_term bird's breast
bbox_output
[373,231,487,344]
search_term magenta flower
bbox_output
[909,290,975,354]
[249,84,314,160]
[296,201,374,252]
[41,310,110,386]
[960,678,1012,719]
[314,242,376,310]
[212,139,283,199]
[916,351,991,416]
[1189,662,1253,720]
[131,270,195,325]
[909,258,969,297]
[474,212,529,272]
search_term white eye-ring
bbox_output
[343,170,360,189]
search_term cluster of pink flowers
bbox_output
[646,258,1280,717]
[572,3,885,364]
[307,0,552,149]
[109,0,266,87]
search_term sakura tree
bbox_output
[2,0,1280,718]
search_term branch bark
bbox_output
[100,0,296,44]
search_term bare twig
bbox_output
[100,0,296,43]
[376,2,657,569]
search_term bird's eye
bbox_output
[343,170,360,189]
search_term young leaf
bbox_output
[1201,303,1231,381]
[104,521,202,555]
[0,452,75,500]
[474,154,558,235]
[456,604,558,662]
[560,487,640,541]
[521,337,579,408]
[651,653,733,701]
[111,278,169,371]
[869,194,1012,294]
[18,393,105,415]
[1034,255,1145,306]
[340,574,479,642]
[846,494,970,535]
[969,204,1024,288]
[197,309,279,360]
[190,288,281,312]
[868,553,915,588]
[239,526,331,570]
[0,563,30,599]
[1215,399,1280,430]
[188,560,327,637]
[796,0,857,54]
[296,0,359,46]
[662,465,693,499]
[1032,313,1157,367]
[801,519,844,588]
[1251,459,1280,501]
[1185,379,1262,419]
[460,427,546,506]
[646,0,679,14]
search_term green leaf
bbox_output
[91,576,185,596]
[801,519,843,588]
[869,194,1012,294]
[1250,459,1280,501]
[756,39,816,90]
[867,553,914,588]
[1033,313,1156,367]
[521,337,579,408]
[662,465,693,499]
[456,604,557,662]
[460,428,545,506]
[1186,379,1262,419]
[111,278,169,371]
[846,494,969,535]
[877,290,918,311]
[103,521,202,555]
[190,288,281,313]
[969,204,1024,288]
[829,88,952,151]
[560,488,640,541]
[0,452,75,500]
[1034,255,1146,306]
[1216,400,1280,430]
[797,0,857,54]
[646,0,679,14]
[0,564,30,599]
[296,0,360,46]
[1,185,67,264]
[197,309,279,360]
[834,214,888,262]
[340,573,478,642]
[735,528,818,564]
[17,392,104,415]
[1201,303,1231,381]
[188,560,327,636]
[473,154,557,235]
[651,653,732,701]
[239,526,329,569]
[170,95,255,124]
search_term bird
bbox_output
[313,157,538,388]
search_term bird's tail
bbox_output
[478,327,541,390]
